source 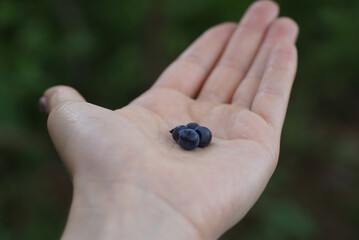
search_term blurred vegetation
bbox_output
[0,0,358,239]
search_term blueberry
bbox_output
[186,122,199,129]
[169,125,186,142]
[178,129,200,150]
[195,126,212,147]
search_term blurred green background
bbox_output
[0,0,358,239]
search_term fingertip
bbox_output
[250,0,280,16]
[208,22,237,34]
[241,0,279,32]
[275,17,299,41]
[43,85,85,112]
[264,17,299,48]
[278,17,299,31]
[198,22,237,47]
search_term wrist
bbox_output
[61,180,203,240]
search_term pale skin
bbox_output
[41,1,299,239]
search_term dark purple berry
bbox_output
[186,122,199,129]
[170,125,186,142]
[178,129,200,150]
[195,126,212,147]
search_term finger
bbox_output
[43,85,86,154]
[43,85,86,112]
[198,0,279,103]
[42,86,86,174]
[232,17,298,107]
[251,42,297,131]
[151,22,236,97]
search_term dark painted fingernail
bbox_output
[38,97,49,115]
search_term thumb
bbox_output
[40,85,86,175]
[40,85,86,114]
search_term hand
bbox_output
[42,1,298,239]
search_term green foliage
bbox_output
[1,0,359,239]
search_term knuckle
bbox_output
[218,58,247,75]
[181,52,206,67]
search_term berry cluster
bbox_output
[169,122,212,150]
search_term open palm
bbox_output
[44,1,298,239]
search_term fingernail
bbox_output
[38,97,49,115]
